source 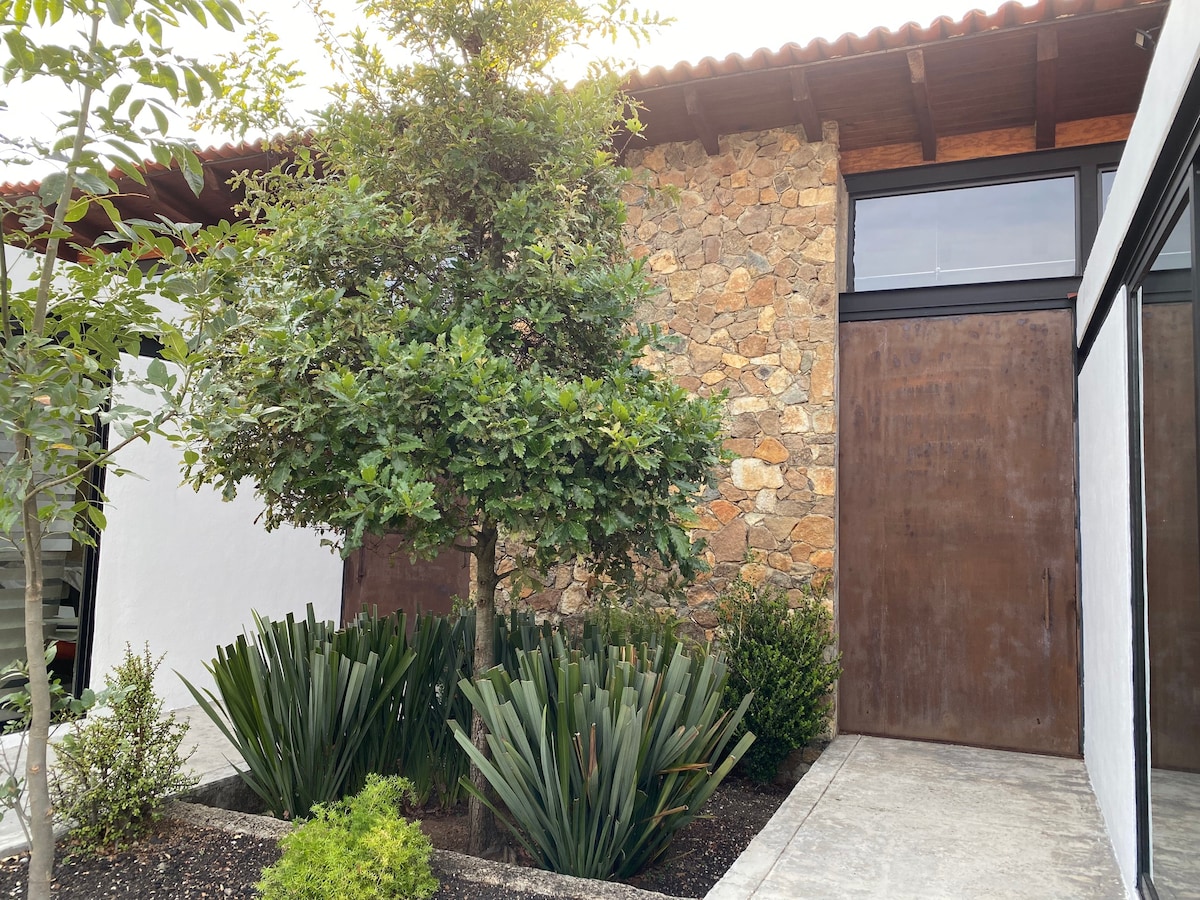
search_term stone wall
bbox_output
[498,124,844,637]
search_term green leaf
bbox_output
[104,0,129,26]
[62,197,90,223]
[86,505,107,531]
[150,104,169,134]
[146,358,169,387]
[183,67,204,106]
[177,145,204,196]
[144,13,162,45]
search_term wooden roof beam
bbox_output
[684,86,720,156]
[1036,27,1059,150]
[907,49,937,161]
[789,70,823,143]
[139,179,197,224]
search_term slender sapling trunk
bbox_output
[468,521,499,856]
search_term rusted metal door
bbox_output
[341,536,470,624]
[839,309,1080,756]
[1141,300,1200,772]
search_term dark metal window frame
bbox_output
[1092,65,1200,900]
[1124,170,1200,900]
[842,143,1124,322]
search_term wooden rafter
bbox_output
[1036,27,1059,150]
[142,179,202,225]
[684,86,720,156]
[789,70,822,143]
[907,49,937,161]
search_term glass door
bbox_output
[1135,195,1200,900]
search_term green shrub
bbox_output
[257,774,438,900]
[717,577,841,783]
[50,645,197,853]
[582,599,683,657]
[451,635,754,880]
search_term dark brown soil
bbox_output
[0,776,789,899]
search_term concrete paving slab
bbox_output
[708,734,1125,900]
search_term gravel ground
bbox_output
[0,776,790,899]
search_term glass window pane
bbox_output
[1100,168,1116,216]
[853,177,1077,291]
[1100,169,1189,271]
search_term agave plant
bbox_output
[389,611,474,807]
[451,636,754,880]
[183,606,413,819]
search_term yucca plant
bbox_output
[390,612,474,807]
[182,606,414,819]
[450,637,754,880]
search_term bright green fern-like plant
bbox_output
[717,578,841,783]
[257,774,438,900]
[451,635,754,880]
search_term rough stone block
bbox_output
[737,206,771,235]
[792,515,835,548]
[710,499,741,524]
[740,562,769,586]
[749,526,777,550]
[754,437,790,463]
[708,520,748,562]
[809,466,835,496]
[731,458,784,491]
[728,396,771,415]
[739,333,769,357]
[809,549,834,569]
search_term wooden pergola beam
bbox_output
[684,86,721,156]
[139,180,196,225]
[907,49,937,161]
[790,69,823,143]
[1036,27,1059,150]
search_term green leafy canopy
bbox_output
[184,0,723,586]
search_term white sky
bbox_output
[0,0,1033,184]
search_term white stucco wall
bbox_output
[91,358,343,710]
[1074,7,1200,893]
[5,244,343,708]
[1077,287,1139,898]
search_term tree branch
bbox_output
[26,410,179,499]
[1,226,12,345]
[32,12,102,339]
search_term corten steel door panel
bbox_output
[1141,301,1200,773]
[839,310,1080,756]
[342,536,469,625]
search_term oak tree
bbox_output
[183,0,723,853]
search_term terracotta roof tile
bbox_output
[622,0,1162,91]
[0,136,285,199]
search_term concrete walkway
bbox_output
[708,734,1125,900]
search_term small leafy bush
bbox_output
[451,634,754,880]
[717,577,841,783]
[0,646,104,844]
[51,645,197,853]
[582,599,683,657]
[257,774,438,900]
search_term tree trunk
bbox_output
[467,521,499,856]
[19,435,53,900]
